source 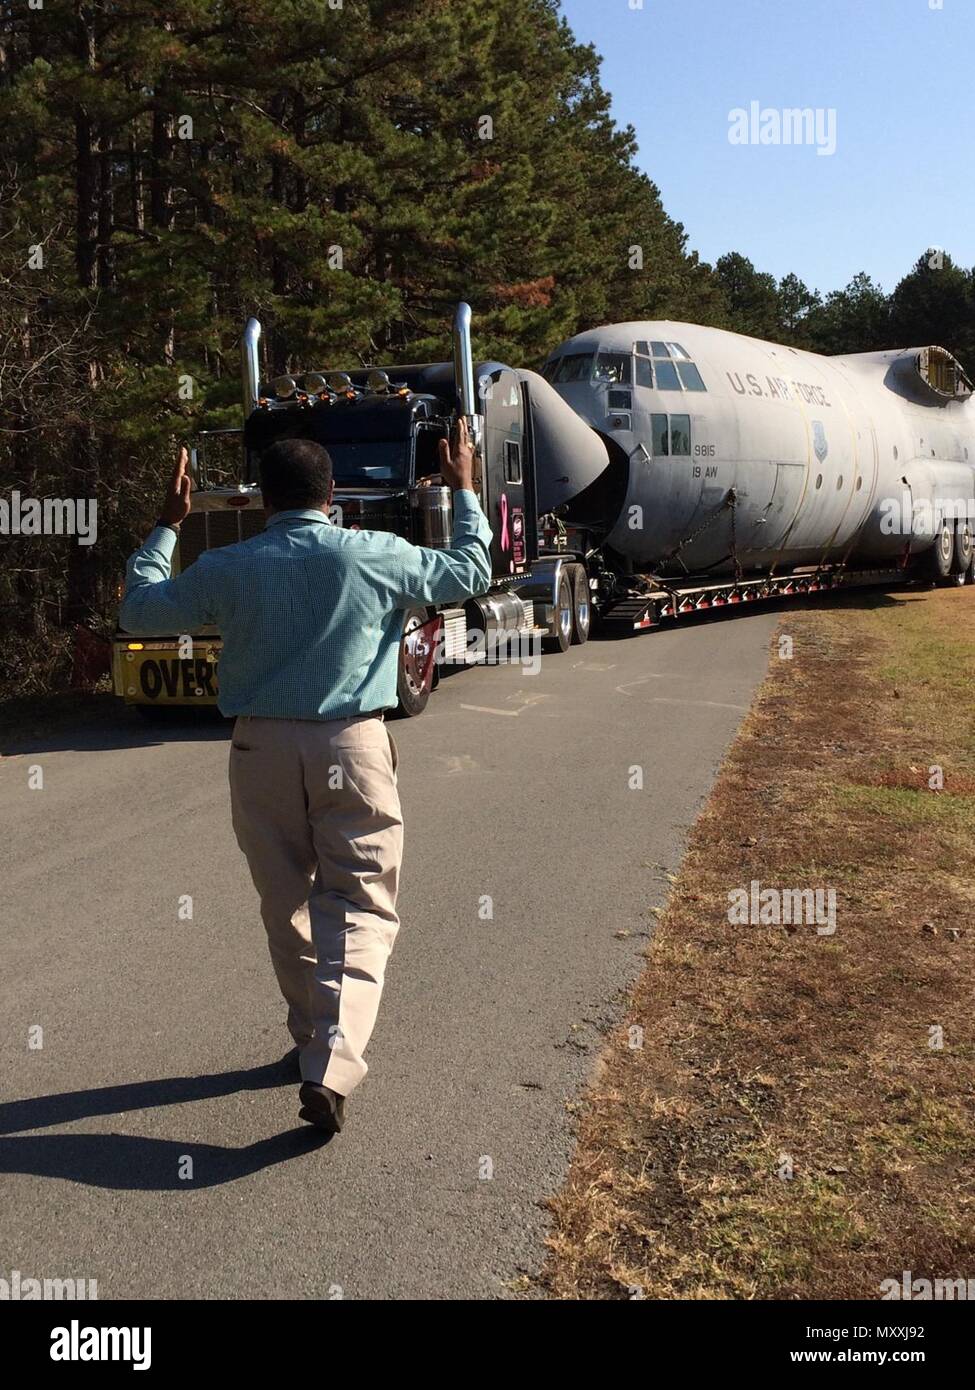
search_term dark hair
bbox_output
[259,439,333,510]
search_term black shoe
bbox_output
[298,1081,345,1134]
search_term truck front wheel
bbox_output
[395,608,435,718]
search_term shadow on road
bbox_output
[0,1126,329,1189]
[0,1127,329,1189]
[0,1054,331,1188]
[0,695,233,757]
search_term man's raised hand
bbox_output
[437,415,476,493]
[160,445,193,527]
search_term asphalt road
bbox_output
[0,608,778,1300]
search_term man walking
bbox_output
[120,419,491,1133]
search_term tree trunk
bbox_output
[66,2,101,628]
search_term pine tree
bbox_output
[777,273,821,344]
[713,253,781,340]
[805,272,890,356]
[889,252,974,374]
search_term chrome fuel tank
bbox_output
[409,484,453,548]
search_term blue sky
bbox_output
[558,0,974,296]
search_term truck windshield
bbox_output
[326,439,410,486]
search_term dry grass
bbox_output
[541,584,975,1300]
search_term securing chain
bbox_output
[661,488,740,578]
[728,488,742,583]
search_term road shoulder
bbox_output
[541,587,975,1299]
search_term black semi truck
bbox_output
[114,304,625,716]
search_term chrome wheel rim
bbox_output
[939,523,953,566]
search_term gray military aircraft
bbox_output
[539,322,975,582]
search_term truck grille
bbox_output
[178,508,267,569]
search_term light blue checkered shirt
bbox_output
[120,490,493,719]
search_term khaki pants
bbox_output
[229,714,402,1096]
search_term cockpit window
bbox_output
[550,353,595,383]
[634,340,707,392]
[548,341,706,392]
[676,362,706,391]
[654,359,681,390]
[594,352,632,385]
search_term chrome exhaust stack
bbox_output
[241,317,262,417]
[452,302,482,447]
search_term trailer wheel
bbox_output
[544,570,574,653]
[952,519,974,575]
[394,608,434,718]
[569,565,591,644]
[930,518,954,583]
